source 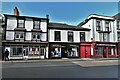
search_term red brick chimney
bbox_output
[14,7,19,16]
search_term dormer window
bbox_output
[17,19,24,28]
[33,21,40,29]
[96,20,102,31]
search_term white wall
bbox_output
[49,29,89,42]
[41,33,47,41]
[7,18,17,30]
[25,32,31,40]
[6,17,48,41]
[81,17,115,42]
[41,22,47,32]
[6,31,14,40]
[25,19,33,31]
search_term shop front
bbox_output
[49,43,79,58]
[92,42,117,58]
[3,42,48,60]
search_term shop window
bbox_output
[18,19,24,28]
[96,20,102,31]
[68,32,73,42]
[54,31,61,41]
[15,32,24,40]
[50,46,61,57]
[32,32,41,41]
[66,47,79,57]
[80,32,85,41]
[108,47,114,55]
[33,21,40,29]
[29,47,40,56]
[11,46,23,56]
[96,46,102,55]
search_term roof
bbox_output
[49,22,90,31]
[77,14,115,27]
[113,13,120,20]
[4,14,48,20]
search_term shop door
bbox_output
[85,46,90,58]
[40,47,45,59]
[80,46,90,58]
[103,47,108,58]
[61,47,67,58]
[80,46,85,58]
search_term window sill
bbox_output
[14,28,26,31]
[31,29,42,32]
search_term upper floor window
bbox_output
[68,32,73,42]
[117,32,120,41]
[33,21,40,29]
[96,20,102,31]
[55,31,61,41]
[103,33,109,42]
[117,20,120,30]
[15,32,24,40]
[99,33,103,42]
[32,32,41,41]
[105,21,111,31]
[18,19,24,28]
[80,32,85,41]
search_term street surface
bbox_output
[1,60,119,79]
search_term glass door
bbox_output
[40,47,45,59]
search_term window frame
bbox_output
[117,32,120,41]
[15,31,25,40]
[33,20,41,29]
[17,19,25,28]
[117,20,120,30]
[103,33,109,42]
[80,32,85,41]
[32,32,41,41]
[68,31,73,42]
[96,20,102,31]
[54,31,61,41]
[105,21,111,31]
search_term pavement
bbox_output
[0,58,119,63]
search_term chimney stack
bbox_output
[46,14,49,19]
[14,7,19,16]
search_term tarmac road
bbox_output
[1,60,119,79]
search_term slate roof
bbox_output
[113,13,120,20]
[49,22,90,31]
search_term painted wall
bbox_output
[81,16,115,42]
[7,18,17,30]
[49,29,89,42]
[6,16,48,41]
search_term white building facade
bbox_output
[78,14,118,58]
[48,23,91,58]
[2,7,49,59]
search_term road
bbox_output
[1,60,119,79]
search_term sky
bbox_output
[1,2,119,25]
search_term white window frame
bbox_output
[15,32,24,40]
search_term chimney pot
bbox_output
[46,14,49,19]
[14,7,19,16]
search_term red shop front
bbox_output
[80,42,117,58]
